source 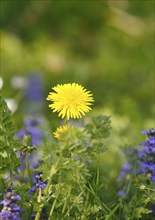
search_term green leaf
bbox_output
[0,95,20,176]
[86,115,111,140]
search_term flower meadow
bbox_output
[0,79,155,220]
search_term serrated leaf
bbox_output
[0,95,20,175]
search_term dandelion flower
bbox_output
[53,125,73,141]
[46,83,94,120]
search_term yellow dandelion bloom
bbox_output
[53,125,72,141]
[46,83,94,120]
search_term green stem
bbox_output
[5,136,13,186]
[63,116,68,125]
[34,152,63,220]
[45,152,62,194]
[26,152,33,187]
[34,203,44,220]
[48,192,59,219]
[9,153,13,185]
[96,168,99,186]
[27,203,34,220]
[105,202,121,220]
[61,191,84,219]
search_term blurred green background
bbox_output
[1,0,154,137]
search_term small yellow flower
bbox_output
[46,83,94,120]
[53,125,73,141]
[125,174,130,180]
[147,173,151,178]
[140,184,146,190]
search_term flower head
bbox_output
[0,190,22,220]
[46,83,94,120]
[140,184,146,190]
[138,128,155,182]
[117,163,132,183]
[30,172,47,193]
[53,124,73,141]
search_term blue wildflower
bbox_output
[23,73,45,114]
[118,190,125,197]
[117,162,133,197]
[25,73,44,102]
[30,172,47,193]
[138,128,155,182]
[117,163,132,183]
[117,128,155,217]
[0,190,22,220]
[16,116,44,146]
[16,116,44,171]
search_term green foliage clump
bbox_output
[0,95,20,181]
[31,115,111,220]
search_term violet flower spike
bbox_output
[0,190,22,220]
[138,128,155,182]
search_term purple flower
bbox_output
[36,181,47,189]
[11,204,23,212]
[0,190,22,220]
[0,199,11,206]
[30,185,37,193]
[118,190,125,197]
[16,127,43,146]
[21,73,45,114]
[25,73,44,102]
[16,117,44,146]
[15,116,45,171]
[138,128,155,182]
[30,172,47,193]
[141,130,149,135]
[122,163,132,171]
[24,117,44,128]
[151,173,155,182]
[117,128,155,217]
[0,210,12,218]
[117,163,132,183]
[10,194,21,201]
